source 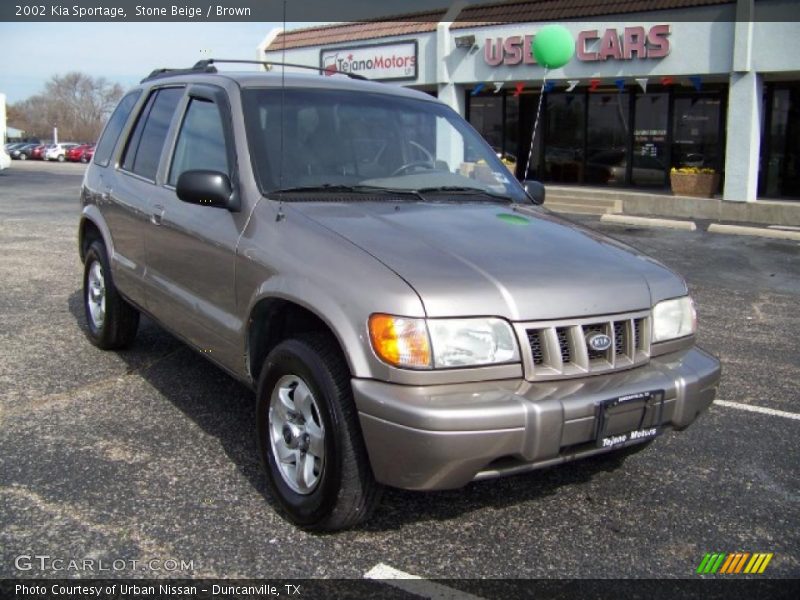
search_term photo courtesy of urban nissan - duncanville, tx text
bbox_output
[77,59,721,531]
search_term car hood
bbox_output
[290,201,686,320]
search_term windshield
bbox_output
[242,88,528,203]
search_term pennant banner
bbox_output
[493,82,504,93]
[589,78,600,92]
[614,78,626,91]
[543,81,555,93]
[513,82,525,97]
[661,76,674,87]
[689,75,702,92]
[566,80,580,92]
[470,83,486,96]
[635,78,648,93]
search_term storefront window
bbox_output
[504,94,520,176]
[632,93,669,187]
[672,95,722,172]
[543,94,585,184]
[764,86,800,198]
[586,92,630,186]
[468,95,503,153]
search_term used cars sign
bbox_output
[321,41,418,81]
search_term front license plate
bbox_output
[595,390,665,449]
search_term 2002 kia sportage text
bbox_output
[78,60,721,530]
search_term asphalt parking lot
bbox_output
[1,161,798,585]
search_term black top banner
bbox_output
[2,0,800,22]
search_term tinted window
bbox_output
[168,98,229,186]
[122,87,184,180]
[93,91,140,167]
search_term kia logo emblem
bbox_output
[587,333,612,352]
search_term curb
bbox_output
[707,223,800,241]
[600,214,697,231]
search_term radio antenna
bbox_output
[276,0,286,222]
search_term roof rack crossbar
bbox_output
[192,59,369,81]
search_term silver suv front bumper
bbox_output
[352,346,721,490]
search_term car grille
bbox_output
[516,311,650,381]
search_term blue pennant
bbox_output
[689,76,702,92]
[470,83,486,96]
[614,78,626,91]
[543,81,555,93]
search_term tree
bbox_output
[9,72,124,142]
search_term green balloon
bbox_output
[532,24,575,69]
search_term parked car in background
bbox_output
[80,145,95,163]
[0,147,10,171]
[14,143,39,160]
[67,144,95,163]
[30,145,47,160]
[46,143,80,162]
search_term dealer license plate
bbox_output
[594,390,665,449]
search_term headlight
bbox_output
[652,296,696,343]
[368,314,519,369]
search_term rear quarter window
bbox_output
[93,91,141,167]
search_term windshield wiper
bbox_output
[269,184,424,201]
[415,186,513,203]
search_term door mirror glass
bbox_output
[176,170,232,209]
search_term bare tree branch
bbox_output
[9,72,125,142]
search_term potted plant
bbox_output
[669,167,720,198]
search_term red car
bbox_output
[66,144,95,163]
[30,145,47,160]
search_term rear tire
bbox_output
[83,240,139,349]
[256,333,382,531]
[57,155,65,162]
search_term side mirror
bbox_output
[176,170,234,209]
[523,180,545,205]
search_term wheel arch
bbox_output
[78,208,112,264]
[246,294,361,386]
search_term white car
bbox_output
[0,147,11,171]
[45,143,79,162]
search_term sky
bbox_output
[0,21,323,103]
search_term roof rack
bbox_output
[193,59,368,80]
[140,58,369,84]
[140,63,217,83]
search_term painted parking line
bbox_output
[714,400,800,421]
[365,563,487,600]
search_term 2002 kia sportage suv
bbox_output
[78,60,721,530]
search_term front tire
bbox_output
[57,154,65,162]
[256,334,382,531]
[83,241,139,349]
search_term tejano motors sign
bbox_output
[321,41,418,81]
[484,25,671,66]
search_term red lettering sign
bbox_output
[483,24,671,66]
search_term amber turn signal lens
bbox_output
[368,314,431,368]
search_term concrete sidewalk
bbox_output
[545,185,800,227]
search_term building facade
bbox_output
[261,0,800,202]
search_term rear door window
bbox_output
[93,91,140,167]
[168,98,229,186]
[121,87,184,181]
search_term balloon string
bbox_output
[524,66,548,182]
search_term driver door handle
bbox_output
[151,204,164,226]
